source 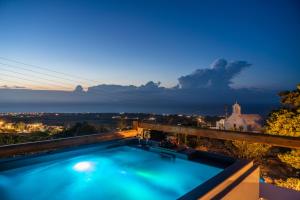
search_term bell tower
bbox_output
[232,101,241,115]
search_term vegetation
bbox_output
[265,84,300,171]
[265,109,300,137]
[278,84,300,109]
[231,141,270,159]
[0,131,51,145]
[275,178,300,191]
[278,149,300,169]
[56,122,98,138]
[0,122,109,145]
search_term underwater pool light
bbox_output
[120,170,127,175]
[73,161,93,172]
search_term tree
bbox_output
[265,84,300,168]
[264,84,300,190]
[265,109,300,137]
[278,84,300,110]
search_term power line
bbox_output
[0,77,49,90]
[0,67,74,90]
[0,56,100,84]
[0,74,104,96]
[0,65,76,88]
[0,62,91,87]
[0,57,109,94]
[0,74,102,96]
[0,72,71,90]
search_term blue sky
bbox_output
[0,0,299,90]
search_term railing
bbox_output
[133,122,300,149]
[1,121,299,157]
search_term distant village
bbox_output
[0,120,63,134]
[0,102,263,134]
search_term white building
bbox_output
[216,102,262,132]
[216,118,225,129]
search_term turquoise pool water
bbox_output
[0,146,222,200]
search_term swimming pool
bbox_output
[0,145,223,200]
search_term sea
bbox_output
[0,103,280,117]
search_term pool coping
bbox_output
[178,159,256,199]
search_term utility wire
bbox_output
[0,77,49,90]
[0,56,100,84]
[0,62,91,87]
[0,75,104,97]
[0,72,70,90]
[0,74,105,96]
[0,58,108,94]
[0,67,74,90]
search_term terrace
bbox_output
[0,122,299,199]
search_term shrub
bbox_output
[275,178,300,191]
[232,141,270,159]
[278,150,300,169]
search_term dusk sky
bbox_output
[0,0,299,90]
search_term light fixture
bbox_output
[73,161,93,172]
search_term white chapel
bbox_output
[216,102,262,132]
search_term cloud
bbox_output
[0,58,278,114]
[74,85,85,93]
[0,85,26,89]
[178,58,251,89]
[139,81,162,90]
